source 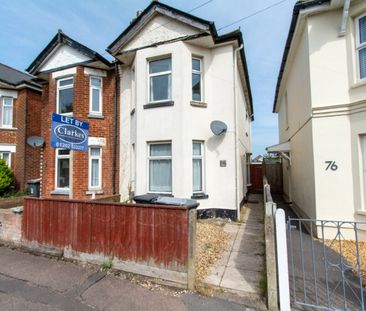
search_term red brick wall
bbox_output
[0,89,41,189]
[41,66,119,200]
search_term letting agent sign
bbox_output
[51,113,89,152]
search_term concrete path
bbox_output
[204,194,267,310]
[0,245,253,311]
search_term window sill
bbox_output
[144,101,174,109]
[50,189,70,195]
[190,101,207,108]
[350,79,366,90]
[87,114,104,119]
[86,189,104,195]
[0,127,17,131]
[191,193,209,200]
[147,192,174,197]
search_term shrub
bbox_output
[0,159,14,195]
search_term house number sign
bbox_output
[325,161,338,171]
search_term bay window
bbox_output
[356,14,366,80]
[149,58,172,103]
[2,97,13,128]
[192,141,204,193]
[192,58,202,101]
[57,77,73,114]
[89,147,102,189]
[148,142,172,193]
[56,149,70,189]
[90,76,102,115]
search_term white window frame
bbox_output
[192,57,203,102]
[1,97,13,128]
[88,147,102,190]
[89,76,103,115]
[192,141,204,193]
[355,13,366,81]
[56,77,74,115]
[148,57,172,103]
[0,151,11,167]
[55,149,70,190]
[147,142,172,194]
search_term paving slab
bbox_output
[227,252,264,272]
[220,268,261,293]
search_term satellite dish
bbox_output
[27,136,44,148]
[210,120,227,136]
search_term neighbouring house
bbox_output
[0,63,42,189]
[269,0,366,237]
[108,1,253,219]
[26,31,119,199]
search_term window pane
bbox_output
[360,48,366,79]
[1,153,10,166]
[149,58,171,74]
[150,74,171,101]
[193,143,201,156]
[90,148,100,156]
[150,143,171,156]
[59,88,73,113]
[359,16,366,44]
[193,159,202,192]
[3,97,12,106]
[192,73,201,101]
[59,78,73,87]
[192,58,201,71]
[57,158,69,188]
[149,159,172,192]
[58,149,70,155]
[91,159,100,187]
[2,106,12,126]
[91,77,101,87]
[92,88,100,112]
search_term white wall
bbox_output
[119,36,251,212]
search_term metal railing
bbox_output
[288,218,366,310]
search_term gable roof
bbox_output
[107,0,217,54]
[27,30,111,75]
[107,1,253,119]
[273,0,330,112]
[0,63,41,90]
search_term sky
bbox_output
[0,0,298,156]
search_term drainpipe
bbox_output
[338,0,351,37]
[112,62,119,195]
[233,44,243,221]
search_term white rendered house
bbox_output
[108,1,253,219]
[270,0,366,238]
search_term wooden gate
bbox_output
[250,164,263,193]
[263,159,283,194]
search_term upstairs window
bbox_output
[149,58,171,102]
[356,15,366,80]
[90,76,102,115]
[192,58,202,101]
[57,77,73,114]
[1,97,13,128]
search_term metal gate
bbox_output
[280,215,366,310]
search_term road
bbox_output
[0,245,253,311]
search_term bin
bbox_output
[27,178,41,197]
[133,194,199,208]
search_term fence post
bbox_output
[187,208,197,290]
[275,209,291,311]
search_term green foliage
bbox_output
[0,159,14,195]
[101,258,113,271]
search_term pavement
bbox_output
[204,194,267,310]
[0,245,254,311]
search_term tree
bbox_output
[0,159,14,195]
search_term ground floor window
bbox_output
[148,142,172,193]
[56,149,70,189]
[89,147,102,189]
[0,152,11,167]
[192,141,204,193]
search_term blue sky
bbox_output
[0,0,297,156]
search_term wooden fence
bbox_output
[22,198,196,288]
